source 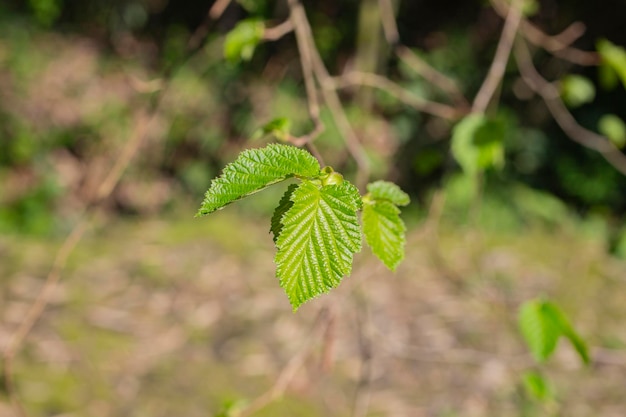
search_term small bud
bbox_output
[322,172,344,186]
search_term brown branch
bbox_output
[286,0,325,164]
[263,20,294,41]
[472,0,524,113]
[490,0,599,66]
[514,39,626,176]
[209,0,233,20]
[331,71,464,120]
[377,0,399,45]
[395,46,469,106]
[288,0,371,189]
[187,0,233,51]
[378,0,468,105]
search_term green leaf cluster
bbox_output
[597,39,626,90]
[451,113,505,176]
[252,117,292,142]
[560,75,595,108]
[518,298,590,364]
[598,114,626,148]
[224,19,265,63]
[197,144,410,310]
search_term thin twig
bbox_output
[264,20,294,41]
[490,0,599,66]
[288,0,371,189]
[396,46,469,106]
[514,39,626,176]
[331,71,463,120]
[209,0,233,20]
[378,0,468,105]
[286,0,325,164]
[472,0,524,113]
[377,0,399,45]
[187,0,234,51]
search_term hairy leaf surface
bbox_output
[367,181,410,206]
[275,180,362,310]
[197,144,320,216]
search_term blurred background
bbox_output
[1,0,626,416]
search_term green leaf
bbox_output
[197,144,321,216]
[542,301,590,365]
[597,39,626,90]
[519,299,590,365]
[252,117,292,142]
[366,181,410,206]
[362,181,410,271]
[520,0,539,16]
[522,371,554,403]
[561,75,596,108]
[270,184,297,243]
[363,200,406,271]
[275,180,362,310]
[519,300,562,362]
[598,114,626,148]
[224,19,265,63]
[451,114,505,175]
[598,61,619,90]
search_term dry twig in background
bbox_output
[514,39,626,176]
[331,71,463,120]
[490,0,599,66]
[472,0,524,113]
[288,0,371,189]
[378,0,469,106]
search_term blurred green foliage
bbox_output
[0,0,624,250]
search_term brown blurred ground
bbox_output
[1,207,626,417]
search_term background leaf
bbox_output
[224,19,265,63]
[252,117,292,142]
[597,39,626,90]
[598,114,626,148]
[522,371,554,403]
[519,299,590,365]
[542,301,590,365]
[519,299,562,362]
[275,180,362,310]
[197,144,320,216]
[561,75,596,108]
[451,114,505,175]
